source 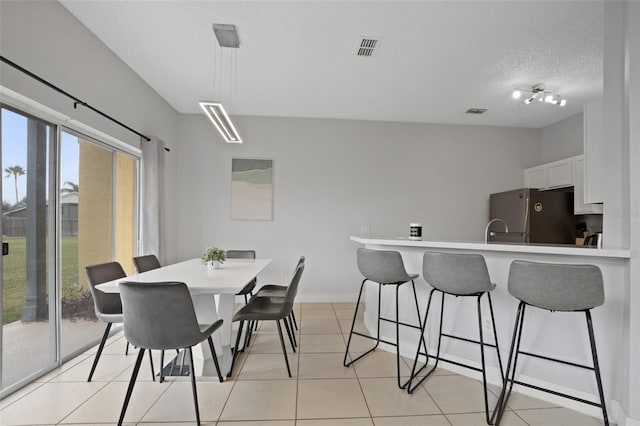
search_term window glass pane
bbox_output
[114,152,136,275]
[1,107,55,390]
[60,133,116,359]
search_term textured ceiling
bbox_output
[61,0,603,128]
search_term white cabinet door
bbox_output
[524,166,546,189]
[573,156,603,214]
[583,98,605,203]
[546,159,573,189]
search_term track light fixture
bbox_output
[512,83,566,107]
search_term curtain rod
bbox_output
[1,55,153,143]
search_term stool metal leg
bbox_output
[344,279,380,367]
[495,302,527,425]
[477,293,501,425]
[586,310,609,426]
[408,289,445,394]
[395,284,402,389]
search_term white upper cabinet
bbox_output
[573,155,604,214]
[524,165,546,189]
[524,160,573,190]
[546,158,573,189]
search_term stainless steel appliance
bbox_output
[488,188,574,244]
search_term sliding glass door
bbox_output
[59,130,138,359]
[0,105,139,396]
[1,107,57,391]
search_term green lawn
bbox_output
[2,236,82,324]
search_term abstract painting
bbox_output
[231,158,273,220]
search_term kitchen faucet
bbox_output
[485,218,509,243]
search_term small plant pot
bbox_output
[207,261,221,271]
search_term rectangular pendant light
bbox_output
[198,101,242,143]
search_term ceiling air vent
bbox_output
[356,37,381,57]
[466,108,488,114]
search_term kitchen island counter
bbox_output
[350,236,631,258]
[350,235,634,424]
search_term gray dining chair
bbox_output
[253,256,305,329]
[242,256,305,350]
[117,281,224,426]
[85,261,155,382]
[132,253,178,383]
[132,254,161,273]
[226,250,258,304]
[230,263,305,378]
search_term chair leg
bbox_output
[476,294,492,425]
[586,310,609,426]
[125,341,130,356]
[395,284,404,389]
[276,320,292,377]
[159,350,165,383]
[283,314,296,352]
[288,314,297,347]
[148,350,155,382]
[408,289,445,394]
[118,348,145,426]
[88,322,112,382]
[344,280,380,367]
[229,320,245,377]
[187,347,201,425]
[494,302,526,425]
[290,310,298,330]
[207,336,224,383]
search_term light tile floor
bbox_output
[0,302,605,425]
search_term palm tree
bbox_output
[4,165,25,205]
[61,181,79,194]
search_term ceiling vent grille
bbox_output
[466,108,488,114]
[356,37,380,57]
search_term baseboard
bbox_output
[293,292,360,303]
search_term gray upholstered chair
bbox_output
[132,253,177,383]
[85,262,155,382]
[230,263,305,378]
[344,248,423,390]
[494,261,608,426]
[117,281,224,426]
[248,256,305,342]
[226,250,258,304]
[133,254,161,273]
[406,252,503,424]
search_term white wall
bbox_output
[169,114,540,300]
[0,0,178,148]
[540,112,584,163]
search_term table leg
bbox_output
[216,293,236,375]
[190,293,235,376]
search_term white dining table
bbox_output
[95,257,271,375]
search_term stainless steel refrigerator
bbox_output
[488,188,575,244]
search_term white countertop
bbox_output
[350,236,631,259]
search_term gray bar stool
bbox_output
[343,248,423,389]
[407,252,503,425]
[494,260,608,426]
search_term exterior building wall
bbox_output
[77,140,112,291]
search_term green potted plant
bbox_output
[201,247,226,270]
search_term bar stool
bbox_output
[343,248,423,390]
[407,252,503,425]
[494,261,608,426]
